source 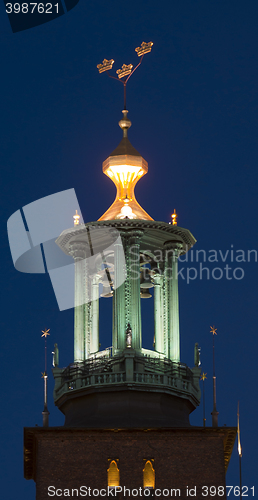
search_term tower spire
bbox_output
[41,328,50,428]
[97,42,154,222]
[97,41,153,110]
[210,325,219,427]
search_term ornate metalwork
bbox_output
[135,41,153,57]
[97,59,115,73]
[116,64,133,79]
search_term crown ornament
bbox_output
[97,42,153,109]
[116,64,133,79]
[97,59,115,74]
[135,41,153,57]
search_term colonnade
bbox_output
[70,233,183,364]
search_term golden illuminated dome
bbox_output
[98,110,153,221]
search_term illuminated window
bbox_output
[107,460,120,487]
[143,460,155,489]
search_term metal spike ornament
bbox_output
[237,401,243,500]
[41,328,50,427]
[200,372,207,427]
[73,210,80,226]
[171,209,178,226]
[97,41,153,109]
[210,325,219,427]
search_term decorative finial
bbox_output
[97,59,115,73]
[237,401,242,457]
[135,41,153,57]
[200,372,207,427]
[116,64,133,79]
[73,210,80,226]
[118,109,132,137]
[209,325,219,427]
[210,325,217,335]
[41,328,50,338]
[41,328,50,427]
[97,42,153,109]
[171,209,178,226]
[237,401,243,494]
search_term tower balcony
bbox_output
[53,350,201,428]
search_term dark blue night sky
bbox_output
[1,1,258,498]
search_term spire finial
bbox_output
[200,372,207,427]
[97,41,153,110]
[210,325,219,427]
[118,109,132,138]
[171,209,178,225]
[41,328,50,427]
[73,210,80,226]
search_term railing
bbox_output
[136,354,194,383]
[60,352,124,384]
[55,371,126,397]
[54,351,197,400]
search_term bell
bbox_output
[140,254,151,266]
[140,288,152,299]
[140,268,154,288]
[100,285,113,298]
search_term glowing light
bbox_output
[107,460,120,487]
[171,208,178,226]
[73,210,80,226]
[143,461,155,489]
[117,203,137,219]
[99,154,152,221]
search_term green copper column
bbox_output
[112,234,126,351]
[90,274,100,354]
[127,230,143,350]
[165,242,183,362]
[84,264,91,360]
[163,253,169,358]
[70,242,87,363]
[154,271,164,354]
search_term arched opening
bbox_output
[143,460,155,489]
[107,460,120,487]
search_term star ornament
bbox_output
[200,372,207,381]
[41,328,50,338]
[41,371,47,378]
[210,325,217,335]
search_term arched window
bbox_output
[143,460,155,489]
[107,460,120,487]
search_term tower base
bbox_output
[24,426,236,499]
